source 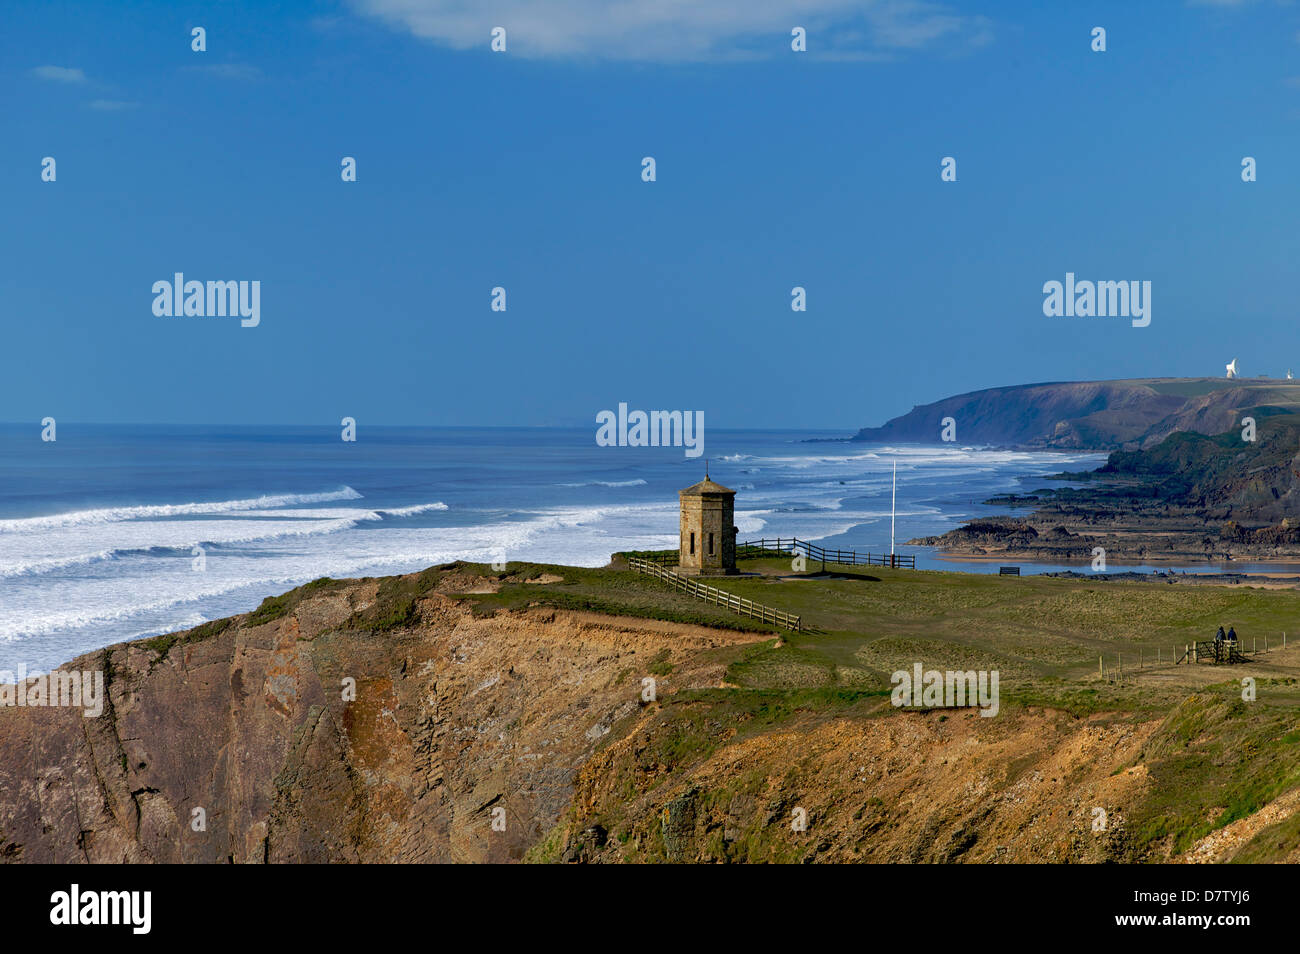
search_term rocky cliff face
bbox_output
[565,707,1156,863]
[5,565,1296,864]
[1099,414,1300,523]
[0,571,754,863]
[853,378,1300,450]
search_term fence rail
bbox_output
[627,557,802,631]
[736,537,916,570]
[629,550,678,567]
[1100,634,1282,681]
[1191,639,1247,665]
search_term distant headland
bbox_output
[849,376,1300,451]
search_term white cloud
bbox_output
[32,65,87,83]
[348,0,992,61]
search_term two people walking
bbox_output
[1215,625,1237,643]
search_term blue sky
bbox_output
[5,0,1300,429]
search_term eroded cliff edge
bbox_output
[0,567,755,863]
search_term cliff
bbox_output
[853,377,1300,450]
[4,561,1300,864]
[1098,412,1300,522]
[0,567,756,863]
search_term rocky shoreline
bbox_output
[1039,569,1300,587]
[910,485,1300,568]
[911,507,1300,568]
[909,406,1300,567]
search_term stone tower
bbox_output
[678,470,737,576]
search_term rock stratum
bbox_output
[854,377,1300,450]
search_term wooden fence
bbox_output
[1099,633,1283,681]
[627,557,802,631]
[630,550,678,567]
[736,537,916,570]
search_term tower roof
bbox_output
[680,476,735,495]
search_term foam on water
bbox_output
[0,486,365,533]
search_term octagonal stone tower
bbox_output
[678,470,737,576]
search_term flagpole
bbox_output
[891,459,896,556]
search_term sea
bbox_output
[0,423,1270,675]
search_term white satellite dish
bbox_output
[1226,358,1239,379]
[1288,369,1294,380]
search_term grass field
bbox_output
[452,552,1300,701]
